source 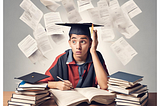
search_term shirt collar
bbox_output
[66,49,92,64]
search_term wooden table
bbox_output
[3,91,157,106]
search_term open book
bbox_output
[49,87,115,106]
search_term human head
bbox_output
[68,34,91,61]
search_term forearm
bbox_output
[91,51,108,90]
[48,80,73,90]
[48,81,59,89]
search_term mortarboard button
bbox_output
[14,72,50,83]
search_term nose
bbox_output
[76,42,81,50]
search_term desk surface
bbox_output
[3,91,157,106]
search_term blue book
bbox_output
[108,71,143,84]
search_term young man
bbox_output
[42,23,109,90]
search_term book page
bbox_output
[75,87,115,104]
[44,12,63,35]
[19,0,43,30]
[40,0,60,11]
[121,0,142,19]
[18,35,38,57]
[49,89,88,106]
[110,37,138,65]
[77,0,94,12]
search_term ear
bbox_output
[68,40,71,47]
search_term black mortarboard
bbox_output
[56,23,103,40]
[14,72,50,83]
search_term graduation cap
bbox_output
[14,72,50,83]
[56,23,103,40]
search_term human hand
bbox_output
[56,80,73,90]
[90,30,98,54]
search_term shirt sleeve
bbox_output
[39,52,66,82]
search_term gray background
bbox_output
[4,0,157,92]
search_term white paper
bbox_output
[110,37,138,65]
[33,24,53,55]
[29,49,47,64]
[117,12,139,39]
[40,0,60,11]
[87,7,103,24]
[44,12,63,35]
[109,0,126,25]
[37,36,53,55]
[97,0,115,41]
[61,0,76,12]
[19,0,43,30]
[101,25,115,41]
[51,34,66,44]
[20,0,32,11]
[121,0,142,19]
[18,35,38,57]
[33,24,46,39]
[77,0,94,12]
[67,10,82,22]
[62,0,82,22]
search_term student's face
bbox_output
[68,34,91,61]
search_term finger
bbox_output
[93,30,97,41]
[64,80,73,88]
[63,85,71,90]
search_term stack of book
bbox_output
[8,81,51,106]
[7,72,51,106]
[108,71,148,106]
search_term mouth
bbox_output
[76,51,82,54]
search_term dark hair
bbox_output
[69,34,92,41]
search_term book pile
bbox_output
[7,72,51,106]
[108,71,148,106]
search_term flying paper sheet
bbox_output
[40,0,60,11]
[33,24,46,39]
[44,12,63,35]
[109,0,126,26]
[62,0,82,22]
[18,35,38,58]
[29,50,47,64]
[33,24,53,55]
[87,7,103,24]
[77,0,94,12]
[117,12,139,39]
[19,0,43,30]
[110,37,138,65]
[121,0,142,19]
[97,0,115,41]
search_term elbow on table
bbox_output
[100,84,108,90]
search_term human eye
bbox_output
[80,40,86,44]
[72,40,76,44]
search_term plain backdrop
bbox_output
[3,0,157,92]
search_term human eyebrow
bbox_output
[80,37,87,40]
[71,37,77,39]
